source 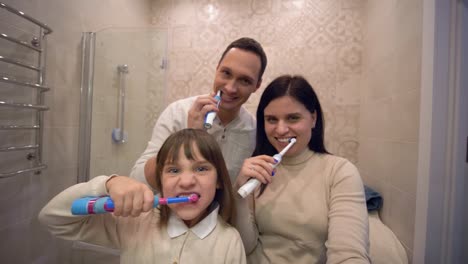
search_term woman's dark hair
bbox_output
[218,37,267,81]
[253,74,329,157]
[154,129,236,227]
[254,75,329,196]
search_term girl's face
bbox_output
[161,144,218,227]
[264,96,317,157]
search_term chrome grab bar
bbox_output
[0,76,50,91]
[0,101,49,110]
[0,33,42,52]
[0,55,40,71]
[0,144,39,152]
[112,64,129,144]
[0,2,52,34]
[0,164,47,178]
[0,125,39,130]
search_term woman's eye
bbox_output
[288,115,301,122]
[265,117,277,123]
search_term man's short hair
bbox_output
[218,37,267,81]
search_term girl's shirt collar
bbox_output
[167,203,219,239]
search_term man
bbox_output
[130,37,268,189]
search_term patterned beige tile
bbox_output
[170,0,197,26]
[341,0,366,9]
[338,43,362,74]
[172,26,193,48]
[0,0,426,262]
[151,0,367,171]
[336,73,361,105]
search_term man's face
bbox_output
[214,48,262,113]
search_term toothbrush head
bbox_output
[289,138,297,144]
[188,194,199,203]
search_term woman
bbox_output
[234,75,370,263]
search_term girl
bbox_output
[234,75,370,263]
[39,129,246,263]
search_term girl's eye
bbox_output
[166,167,179,174]
[195,166,209,173]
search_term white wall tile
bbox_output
[359,0,422,257]
[0,1,153,263]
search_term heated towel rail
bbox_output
[0,2,52,178]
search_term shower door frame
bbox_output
[414,0,468,263]
[78,32,95,183]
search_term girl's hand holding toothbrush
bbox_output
[105,176,154,217]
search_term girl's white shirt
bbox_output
[167,204,219,239]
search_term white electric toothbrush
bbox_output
[238,138,297,198]
[203,90,222,129]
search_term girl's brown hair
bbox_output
[154,129,236,227]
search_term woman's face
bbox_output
[161,144,218,227]
[264,95,317,157]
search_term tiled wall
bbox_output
[359,0,422,261]
[0,0,422,263]
[151,0,366,163]
[0,0,152,263]
[151,0,421,261]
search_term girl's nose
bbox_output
[179,173,196,187]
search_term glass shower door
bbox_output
[76,28,167,264]
[79,28,167,182]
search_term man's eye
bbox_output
[221,70,231,77]
[240,78,252,85]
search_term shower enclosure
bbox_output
[79,28,167,183]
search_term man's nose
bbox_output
[224,79,237,94]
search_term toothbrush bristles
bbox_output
[189,194,199,202]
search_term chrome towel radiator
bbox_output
[0,2,52,178]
